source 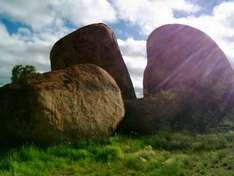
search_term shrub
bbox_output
[11,65,37,83]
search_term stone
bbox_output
[0,64,124,145]
[144,24,234,97]
[117,98,159,135]
[118,90,231,134]
[50,23,136,99]
[118,95,181,135]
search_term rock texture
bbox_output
[118,95,181,135]
[0,64,124,145]
[50,23,136,99]
[118,98,161,135]
[118,88,230,134]
[144,24,234,97]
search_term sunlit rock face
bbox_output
[144,24,234,97]
[50,23,136,100]
[0,64,125,145]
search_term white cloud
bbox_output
[167,0,200,12]
[59,0,117,25]
[213,1,234,28]
[0,0,58,30]
[112,0,200,34]
[0,22,73,86]
[0,0,117,30]
[118,38,146,57]
[118,38,147,97]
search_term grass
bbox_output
[0,130,233,176]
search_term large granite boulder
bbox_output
[50,23,136,99]
[118,89,230,134]
[117,93,182,135]
[144,24,234,97]
[0,64,124,145]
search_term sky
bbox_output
[0,0,234,97]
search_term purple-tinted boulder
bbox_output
[50,23,136,99]
[144,24,234,97]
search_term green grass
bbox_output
[0,131,233,176]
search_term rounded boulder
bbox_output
[50,23,136,100]
[144,24,234,96]
[0,64,125,145]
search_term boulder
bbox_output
[144,24,234,97]
[0,64,124,145]
[50,23,136,100]
[118,98,159,135]
[118,95,181,135]
[118,89,231,134]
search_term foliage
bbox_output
[11,65,37,83]
[0,130,233,176]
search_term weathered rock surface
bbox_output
[118,89,231,134]
[50,23,136,99]
[118,96,181,135]
[144,24,234,97]
[0,64,124,145]
[118,98,159,135]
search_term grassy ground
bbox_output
[0,130,233,176]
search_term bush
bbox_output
[11,65,37,83]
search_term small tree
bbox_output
[11,65,37,83]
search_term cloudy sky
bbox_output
[0,0,234,97]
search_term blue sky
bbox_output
[0,0,234,97]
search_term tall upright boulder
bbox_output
[50,23,136,99]
[144,24,234,97]
[0,64,125,145]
